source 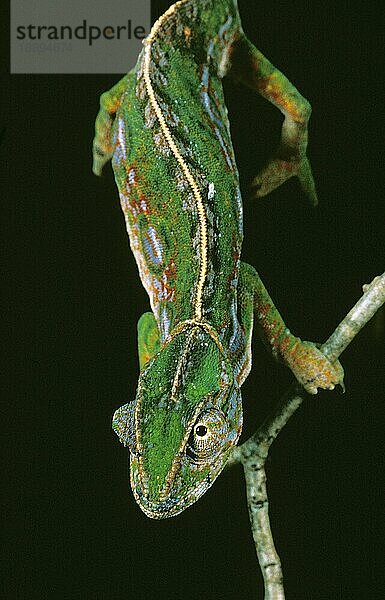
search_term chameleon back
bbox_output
[111,0,244,342]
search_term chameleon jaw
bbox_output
[129,449,232,519]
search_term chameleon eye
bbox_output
[187,408,228,461]
[195,424,208,437]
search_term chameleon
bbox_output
[93,0,343,519]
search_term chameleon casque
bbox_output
[93,0,343,519]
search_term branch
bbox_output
[230,273,385,599]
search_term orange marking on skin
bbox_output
[141,351,152,365]
[164,259,177,282]
[278,333,294,355]
[258,73,303,121]
[183,26,192,43]
[256,302,271,319]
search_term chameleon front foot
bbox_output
[284,339,344,395]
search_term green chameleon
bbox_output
[93,0,343,519]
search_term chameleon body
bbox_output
[93,0,343,519]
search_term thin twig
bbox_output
[243,457,284,600]
[230,273,385,599]
[321,274,385,363]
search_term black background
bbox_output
[3,1,384,598]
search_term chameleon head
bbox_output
[112,324,243,518]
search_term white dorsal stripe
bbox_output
[143,0,208,322]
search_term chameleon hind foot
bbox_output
[250,154,318,207]
[227,34,318,206]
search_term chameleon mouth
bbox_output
[129,455,213,519]
[132,485,196,519]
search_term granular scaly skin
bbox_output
[93,0,343,519]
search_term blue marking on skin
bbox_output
[235,187,243,236]
[112,118,128,168]
[207,39,215,60]
[160,305,172,341]
[201,65,224,126]
[143,226,164,265]
[229,300,244,353]
[128,168,136,185]
[201,66,223,130]
[200,64,234,170]
[229,328,242,353]
[152,277,168,301]
[214,126,233,170]
[227,387,239,421]
[218,16,233,39]
[117,117,127,159]
[112,146,124,167]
